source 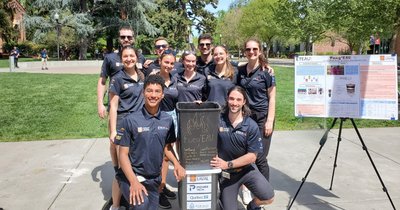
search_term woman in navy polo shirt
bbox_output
[205,45,237,106]
[237,38,276,183]
[109,45,145,145]
[175,51,207,102]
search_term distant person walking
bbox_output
[10,46,20,68]
[41,48,49,70]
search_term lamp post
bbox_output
[54,12,60,60]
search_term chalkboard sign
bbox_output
[176,102,221,170]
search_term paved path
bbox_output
[0,127,399,210]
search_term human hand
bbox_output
[210,155,228,170]
[264,120,274,137]
[173,163,186,182]
[129,181,148,206]
[143,60,153,68]
[98,104,107,119]
[109,130,117,143]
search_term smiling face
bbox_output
[144,83,164,110]
[121,48,137,69]
[154,39,169,57]
[119,29,134,47]
[213,46,227,66]
[160,54,175,74]
[244,40,261,62]
[227,90,246,114]
[198,38,213,55]
[183,53,197,72]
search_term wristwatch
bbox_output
[227,161,233,169]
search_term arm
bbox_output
[265,85,276,136]
[210,153,257,170]
[164,143,186,181]
[109,92,119,142]
[119,146,148,205]
[97,76,107,119]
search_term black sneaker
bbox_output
[159,192,172,209]
[162,187,176,199]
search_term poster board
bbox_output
[295,54,398,120]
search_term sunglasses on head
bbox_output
[199,43,211,47]
[162,49,174,56]
[183,50,196,56]
[245,48,259,52]
[155,44,168,49]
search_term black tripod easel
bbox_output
[287,118,396,210]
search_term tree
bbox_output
[276,0,330,55]
[24,0,94,59]
[327,0,400,54]
[215,8,244,56]
[239,0,281,58]
[0,0,19,45]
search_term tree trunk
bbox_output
[79,37,88,60]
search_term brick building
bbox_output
[0,0,26,54]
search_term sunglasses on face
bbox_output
[155,44,168,49]
[245,48,259,52]
[199,43,211,47]
[120,36,133,40]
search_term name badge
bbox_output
[222,171,230,179]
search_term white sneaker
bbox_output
[109,206,120,210]
[242,187,252,205]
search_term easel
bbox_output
[287,118,397,210]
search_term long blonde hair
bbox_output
[212,45,235,80]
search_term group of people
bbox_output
[97,25,276,210]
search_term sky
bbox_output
[192,1,234,36]
[205,0,234,14]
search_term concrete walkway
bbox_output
[0,127,399,210]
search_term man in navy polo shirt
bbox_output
[196,33,214,75]
[210,86,274,210]
[143,37,182,77]
[97,25,146,210]
[117,75,186,210]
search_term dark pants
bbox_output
[118,175,161,210]
[14,57,18,67]
[250,111,273,181]
[219,165,274,210]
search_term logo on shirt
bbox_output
[219,127,229,132]
[235,130,246,137]
[123,83,134,90]
[158,126,169,131]
[138,127,150,133]
[116,62,122,67]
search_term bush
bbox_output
[2,41,44,58]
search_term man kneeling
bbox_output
[210,86,274,210]
[117,75,185,209]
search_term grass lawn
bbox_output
[0,73,108,141]
[0,68,399,142]
[0,58,39,68]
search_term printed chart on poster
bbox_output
[295,54,398,120]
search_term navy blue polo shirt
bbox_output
[175,72,207,102]
[117,107,176,177]
[196,56,214,76]
[205,64,237,106]
[217,115,263,161]
[109,70,144,114]
[237,64,276,113]
[161,75,179,112]
[100,52,123,78]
